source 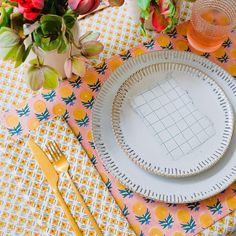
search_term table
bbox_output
[0,2,236,235]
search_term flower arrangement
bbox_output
[0,0,124,90]
[138,0,178,34]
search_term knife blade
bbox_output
[28,139,58,188]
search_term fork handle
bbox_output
[53,187,83,236]
[66,172,103,236]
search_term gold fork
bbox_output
[46,141,103,236]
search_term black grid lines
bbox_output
[131,77,215,159]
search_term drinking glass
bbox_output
[187,0,236,52]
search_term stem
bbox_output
[69,43,72,57]
[36,55,42,66]
[67,29,82,50]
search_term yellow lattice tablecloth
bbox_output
[0,116,135,235]
[1,1,236,236]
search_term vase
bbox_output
[26,20,80,78]
[127,0,140,23]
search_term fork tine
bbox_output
[51,142,61,160]
[54,142,64,156]
[48,142,59,161]
[46,145,55,162]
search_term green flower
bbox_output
[0,27,30,67]
[27,64,61,91]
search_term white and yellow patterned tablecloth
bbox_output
[0,116,135,235]
[0,1,236,235]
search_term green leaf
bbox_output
[0,7,13,28]
[40,14,62,35]
[27,65,44,91]
[71,57,86,77]
[140,9,150,20]
[22,43,33,63]
[15,44,25,67]
[57,35,68,54]
[3,45,19,61]
[0,28,20,47]
[63,13,76,29]
[137,0,151,11]
[10,12,24,34]
[42,65,60,90]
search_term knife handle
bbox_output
[54,187,83,236]
[65,172,103,236]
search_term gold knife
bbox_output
[28,139,83,236]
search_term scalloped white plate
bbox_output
[92,51,236,203]
[112,62,234,177]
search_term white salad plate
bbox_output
[92,51,236,203]
[112,62,234,177]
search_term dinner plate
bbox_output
[112,62,234,177]
[92,51,236,203]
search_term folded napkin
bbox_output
[0,116,134,235]
[131,74,215,160]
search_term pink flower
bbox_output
[11,0,44,21]
[68,0,100,15]
[151,4,167,32]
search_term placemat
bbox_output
[2,22,236,235]
[0,116,135,235]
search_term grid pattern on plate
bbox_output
[131,73,215,159]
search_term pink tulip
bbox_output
[68,0,100,15]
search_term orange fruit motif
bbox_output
[73,108,86,120]
[177,24,187,37]
[33,100,46,113]
[177,210,191,224]
[27,118,40,131]
[199,213,213,228]
[5,114,19,128]
[175,40,189,51]
[116,180,126,190]
[132,202,146,216]
[108,58,123,71]
[203,196,218,206]
[83,71,98,85]
[226,196,236,210]
[156,35,170,48]
[172,232,185,236]
[52,103,66,116]
[132,48,146,57]
[230,49,236,60]
[155,206,168,220]
[227,65,236,77]
[87,131,93,141]
[59,86,72,98]
[79,91,92,102]
[148,227,163,236]
[213,47,225,58]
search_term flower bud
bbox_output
[108,0,124,7]
[68,0,100,15]
[81,40,104,58]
